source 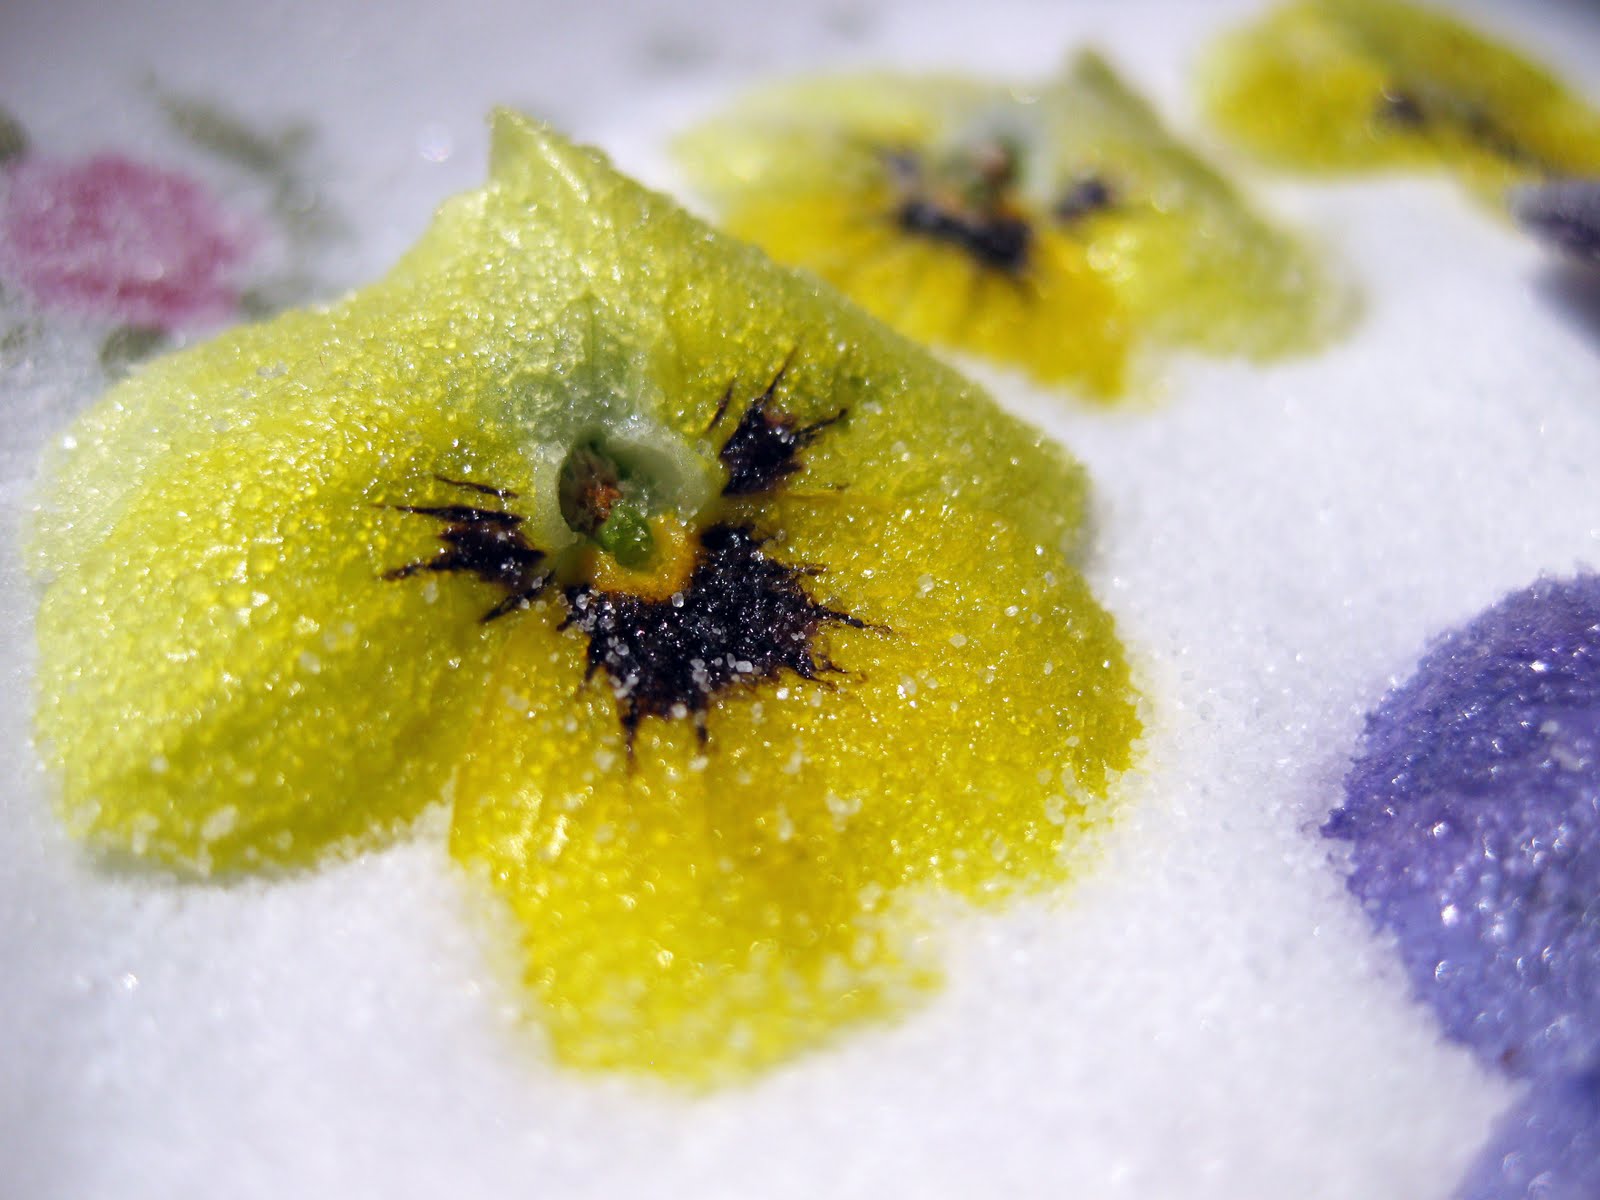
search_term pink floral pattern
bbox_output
[0,154,257,332]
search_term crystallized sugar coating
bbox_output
[29,111,1138,1079]
[13,0,1600,1193]
[1328,575,1600,1082]
[1456,1070,1600,1200]
[1328,575,1600,1196]
[451,495,1134,1080]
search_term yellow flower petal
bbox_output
[716,184,1132,396]
[32,322,536,871]
[1201,0,1600,193]
[450,496,1137,1082]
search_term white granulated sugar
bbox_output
[2,0,1597,1197]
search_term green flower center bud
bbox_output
[934,133,1024,215]
[591,503,654,568]
[557,440,656,568]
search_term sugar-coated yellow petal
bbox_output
[1047,52,1346,359]
[712,184,1132,397]
[449,496,1138,1082]
[33,113,1139,1080]
[676,59,1337,399]
[37,115,1092,576]
[31,306,546,871]
[1201,0,1600,193]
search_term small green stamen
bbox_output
[593,503,654,568]
[558,440,657,567]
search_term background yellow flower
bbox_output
[1201,0,1600,195]
[678,54,1342,401]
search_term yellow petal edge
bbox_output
[1201,0,1600,193]
[31,112,1140,1082]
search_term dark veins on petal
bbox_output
[562,523,868,746]
[714,355,845,496]
[1374,84,1543,170]
[881,146,1034,275]
[1375,86,1428,129]
[382,366,872,741]
[895,198,1033,274]
[1053,175,1116,224]
[382,476,550,622]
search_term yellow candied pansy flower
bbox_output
[1201,0,1600,196]
[31,111,1140,1082]
[675,52,1340,402]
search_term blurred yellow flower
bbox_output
[1202,0,1600,195]
[677,53,1341,401]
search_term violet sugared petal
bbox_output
[1513,179,1600,266]
[1326,575,1600,1081]
[1455,1070,1600,1200]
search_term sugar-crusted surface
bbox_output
[1458,1069,1600,1199]
[29,112,1110,877]
[26,112,1136,1082]
[1330,575,1600,1083]
[1328,574,1600,1195]
[452,492,1135,1082]
[4,0,1600,1196]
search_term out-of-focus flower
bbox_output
[0,153,256,331]
[1201,0,1600,195]
[676,53,1339,400]
[1514,178,1600,266]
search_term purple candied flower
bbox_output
[1325,575,1600,1082]
[0,153,256,332]
[1455,1070,1600,1200]
[1512,179,1600,266]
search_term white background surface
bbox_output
[3,1,1600,1196]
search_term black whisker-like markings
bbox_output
[894,197,1033,274]
[381,475,550,622]
[1375,84,1545,171]
[1054,175,1116,224]
[431,475,520,500]
[880,146,922,190]
[708,383,735,433]
[560,523,869,749]
[382,374,876,745]
[387,503,521,527]
[878,143,1035,274]
[1376,86,1427,129]
[715,354,846,497]
[1459,107,1542,171]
